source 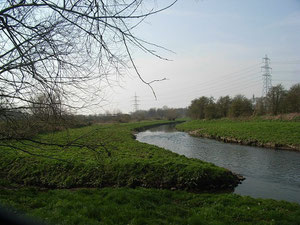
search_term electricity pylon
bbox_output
[261,54,272,97]
[132,93,140,112]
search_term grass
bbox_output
[1,120,300,225]
[0,121,239,191]
[176,118,300,149]
[1,187,300,225]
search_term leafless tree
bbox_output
[0,0,175,114]
[30,91,62,119]
[266,84,287,115]
[0,0,176,156]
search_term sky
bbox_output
[94,0,300,114]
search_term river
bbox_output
[136,124,300,204]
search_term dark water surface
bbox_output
[136,124,300,204]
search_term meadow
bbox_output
[1,186,300,225]
[1,120,300,225]
[0,121,239,191]
[176,119,300,150]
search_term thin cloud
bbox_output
[268,12,300,28]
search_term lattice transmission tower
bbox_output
[132,93,140,112]
[261,54,272,97]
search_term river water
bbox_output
[136,124,300,204]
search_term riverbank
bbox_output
[1,120,300,224]
[177,119,300,151]
[0,121,240,191]
[137,123,300,204]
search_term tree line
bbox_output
[76,107,187,124]
[187,83,300,119]
[131,107,187,121]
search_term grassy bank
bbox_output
[1,186,300,225]
[177,119,300,151]
[1,120,300,224]
[0,121,240,191]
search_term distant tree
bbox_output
[156,108,165,119]
[286,83,300,113]
[166,108,178,121]
[266,84,287,115]
[116,114,131,123]
[188,96,210,119]
[147,108,158,119]
[216,96,232,118]
[105,111,112,116]
[254,97,266,116]
[131,110,146,121]
[113,109,123,116]
[228,95,253,117]
[0,93,10,116]
[135,107,186,120]
[30,92,63,121]
[204,97,217,119]
[175,108,188,118]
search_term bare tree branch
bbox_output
[0,0,176,112]
[0,0,176,160]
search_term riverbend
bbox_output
[136,124,300,204]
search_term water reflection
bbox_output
[136,124,300,204]
[144,124,178,132]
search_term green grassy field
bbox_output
[177,119,300,150]
[1,186,300,225]
[0,121,239,191]
[1,120,300,225]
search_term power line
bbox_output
[142,62,266,103]
[272,60,300,64]
[151,77,262,106]
[140,63,262,102]
[169,63,261,92]
[272,70,300,73]
[162,80,262,106]
[140,58,299,109]
[142,71,261,101]
[273,79,300,82]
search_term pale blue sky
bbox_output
[97,0,300,114]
